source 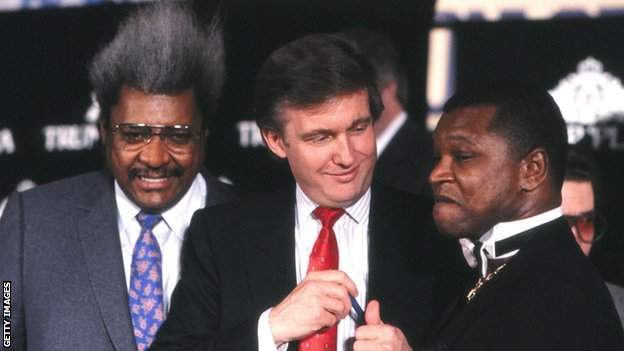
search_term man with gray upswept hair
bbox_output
[0,2,234,350]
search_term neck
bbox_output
[374,100,403,135]
[510,191,561,222]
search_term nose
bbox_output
[332,135,355,167]
[429,156,453,186]
[137,137,171,168]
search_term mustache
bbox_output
[129,167,183,179]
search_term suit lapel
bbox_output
[436,220,564,347]
[244,191,297,310]
[200,169,235,207]
[367,188,400,301]
[77,182,136,351]
[436,253,530,347]
[367,187,425,318]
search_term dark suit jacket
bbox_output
[374,118,433,196]
[429,218,624,351]
[0,170,234,351]
[151,185,467,351]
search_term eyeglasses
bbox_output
[564,211,606,244]
[109,123,203,154]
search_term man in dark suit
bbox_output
[339,28,433,196]
[152,33,464,351]
[420,83,624,350]
[0,3,234,351]
[562,145,624,329]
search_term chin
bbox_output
[432,215,466,238]
[134,194,177,212]
[434,224,462,238]
[335,188,368,206]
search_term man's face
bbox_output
[430,105,523,238]
[102,86,204,212]
[561,180,595,255]
[264,90,376,208]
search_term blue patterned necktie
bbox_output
[129,212,164,351]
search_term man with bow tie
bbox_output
[152,33,465,351]
[423,82,624,350]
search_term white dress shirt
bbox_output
[0,197,7,218]
[257,185,371,351]
[376,110,407,156]
[115,174,206,314]
[459,207,563,277]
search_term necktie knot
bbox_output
[136,212,163,230]
[313,207,345,229]
[472,239,514,276]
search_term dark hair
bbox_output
[443,82,568,188]
[338,28,408,107]
[253,33,383,133]
[89,1,224,130]
[565,143,600,198]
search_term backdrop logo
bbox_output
[549,57,624,150]
[435,0,624,23]
[237,120,264,148]
[0,0,151,12]
[42,93,100,152]
[0,129,15,155]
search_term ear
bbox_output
[261,128,288,159]
[519,148,548,192]
[382,81,398,101]
[98,120,108,146]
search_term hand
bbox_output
[269,270,358,344]
[353,300,413,351]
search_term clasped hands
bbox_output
[268,270,413,351]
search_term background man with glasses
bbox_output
[562,144,624,329]
[0,3,234,351]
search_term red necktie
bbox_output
[299,207,345,351]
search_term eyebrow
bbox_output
[300,115,373,139]
[443,133,478,146]
[300,128,333,140]
[348,116,373,129]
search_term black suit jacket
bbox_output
[0,170,234,351]
[429,218,624,351]
[374,118,433,196]
[152,185,466,350]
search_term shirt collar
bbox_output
[295,184,370,227]
[460,206,563,276]
[115,174,206,242]
[0,197,7,217]
[376,110,407,156]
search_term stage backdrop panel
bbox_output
[0,0,435,201]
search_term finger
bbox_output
[316,293,350,319]
[314,308,339,330]
[297,280,352,318]
[355,325,382,341]
[316,281,353,314]
[352,339,378,351]
[365,300,383,325]
[305,270,359,296]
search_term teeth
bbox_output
[139,176,168,183]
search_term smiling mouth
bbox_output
[328,166,359,182]
[133,174,177,190]
[138,176,170,182]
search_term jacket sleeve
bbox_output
[150,208,258,351]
